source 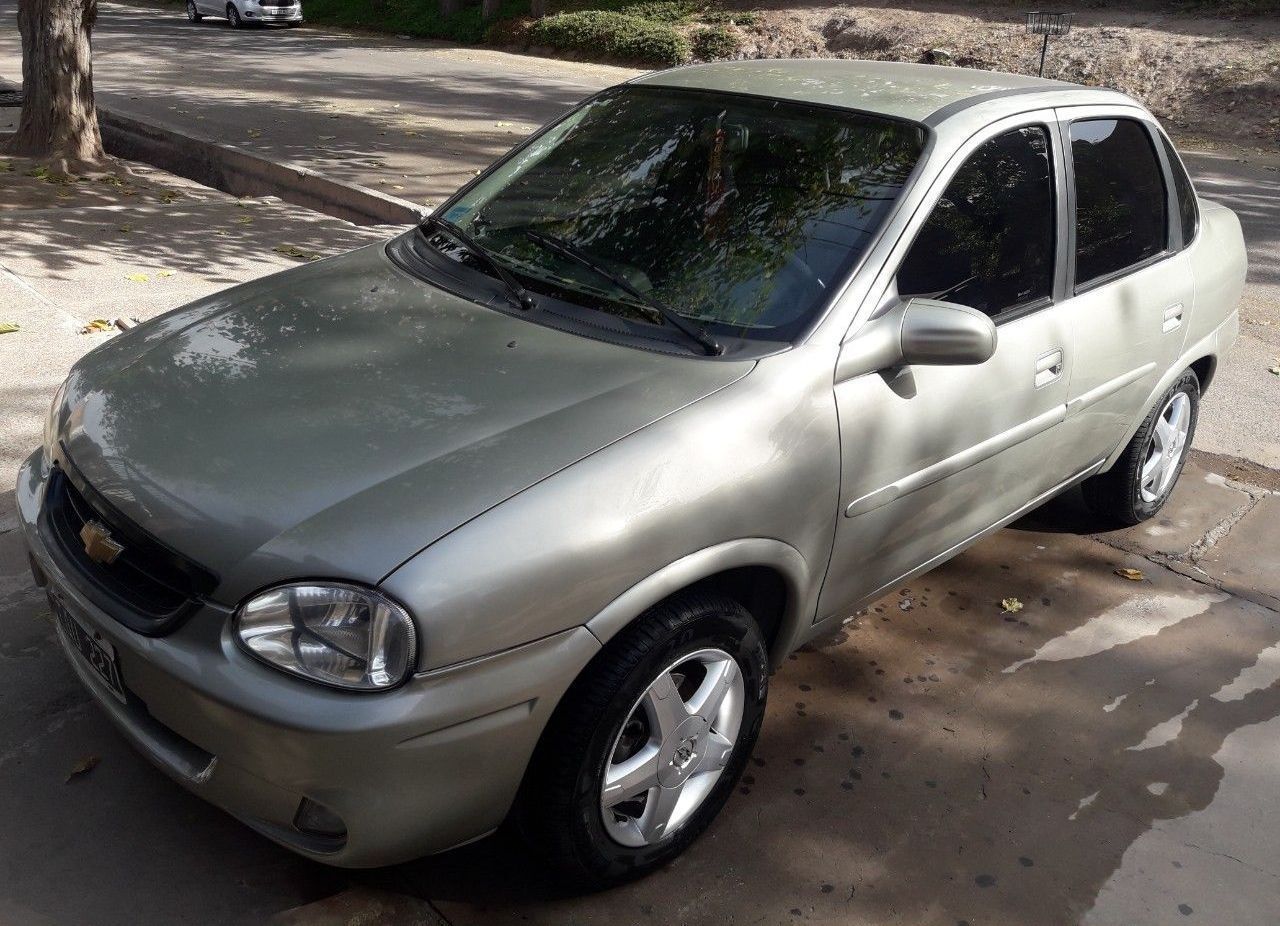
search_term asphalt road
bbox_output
[2,0,1275,465]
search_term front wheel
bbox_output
[186,0,203,20]
[517,591,768,887]
[1082,368,1200,526]
[227,3,244,26]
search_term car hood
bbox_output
[58,243,752,603]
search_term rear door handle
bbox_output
[1163,303,1184,333]
[1034,348,1064,388]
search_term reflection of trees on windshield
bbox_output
[448,87,923,342]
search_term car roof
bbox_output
[632,60,1134,126]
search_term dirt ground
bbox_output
[726,1,1280,149]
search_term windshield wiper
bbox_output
[524,230,723,357]
[423,215,537,311]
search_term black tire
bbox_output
[186,0,203,20]
[517,590,768,887]
[1082,368,1200,527]
[227,4,243,26]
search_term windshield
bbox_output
[434,86,925,345]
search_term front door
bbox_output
[818,115,1077,620]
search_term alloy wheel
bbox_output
[600,648,745,848]
[1139,391,1191,503]
[186,0,199,19]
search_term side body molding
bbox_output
[585,538,812,667]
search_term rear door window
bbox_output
[1159,133,1199,247]
[897,125,1055,320]
[1070,119,1168,287]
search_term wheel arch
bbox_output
[584,538,814,670]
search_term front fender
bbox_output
[584,538,814,667]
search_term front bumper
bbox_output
[243,4,303,20]
[17,448,599,867]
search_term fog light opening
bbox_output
[294,797,347,840]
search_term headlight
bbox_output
[235,583,417,691]
[44,380,68,454]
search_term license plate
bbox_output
[51,596,127,704]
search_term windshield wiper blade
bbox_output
[423,214,537,311]
[524,230,723,357]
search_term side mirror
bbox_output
[836,297,997,382]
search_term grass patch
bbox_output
[528,10,691,64]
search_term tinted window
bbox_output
[438,86,924,344]
[1071,119,1167,285]
[1159,133,1199,246]
[897,126,1055,318]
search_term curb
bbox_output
[1,77,426,227]
[98,109,427,226]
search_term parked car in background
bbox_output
[18,61,1244,887]
[186,0,302,28]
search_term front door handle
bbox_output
[1034,348,1064,388]
[1163,303,1184,333]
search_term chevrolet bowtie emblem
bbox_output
[80,520,125,565]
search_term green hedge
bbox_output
[528,10,691,64]
[303,0,528,43]
[691,23,739,59]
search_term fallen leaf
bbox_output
[117,224,132,233]
[0,160,13,172]
[81,318,115,334]
[1115,567,1145,581]
[246,128,262,138]
[125,272,150,283]
[272,244,321,262]
[157,270,175,278]
[1269,365,1280,376]
[235,215,253,224]
[65,754,100,783]
[318,134,336,141]
[1000,597,1023,614]
[0,322,19,334]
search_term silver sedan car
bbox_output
[186,0,302,28]
[17,61,1244,885]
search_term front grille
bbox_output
[39,459,217,635]
[259,0,294,8]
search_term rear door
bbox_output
[1053,109,1194,476]
[818,112,1077,618]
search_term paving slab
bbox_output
[1106,459,1253,558]
[1199,493,1280,611]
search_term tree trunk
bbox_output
[529,0,546,17]
[438,0,459,15]
[5,0,104,168]
[481,0,500,18]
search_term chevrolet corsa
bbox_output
[18,61,1245,884]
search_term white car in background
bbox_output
[186,0,303,28]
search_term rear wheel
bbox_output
[186,0,203,21]
[1082,369,1199,526]
[227,3,243,27]
[517,591,768,887]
